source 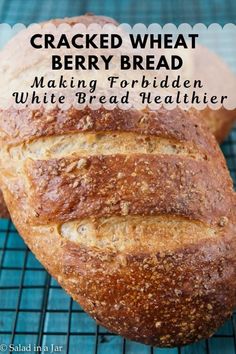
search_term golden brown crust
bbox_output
[0,104,234,220]
[5,203,236,348]
[62,237,235,347]
[0,106,235,146]
[26,154,232,224]
[0,105,234,219]
[0,106,215,148]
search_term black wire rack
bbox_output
[0,0,236,353]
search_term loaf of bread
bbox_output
[0,104,235,347]
[199,107,236,143]
[0,14,235,348]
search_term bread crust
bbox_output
[199,107,236,143]
[0,106,215,147]
[0,104,234,220]
[4,201,236,347]
[0,105,235,347]
[26,154,232,224]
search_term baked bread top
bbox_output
[0,105,234,225]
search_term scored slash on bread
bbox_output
[0,105,235,219]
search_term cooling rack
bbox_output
[0,0,236,353]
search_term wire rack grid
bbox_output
[0,0,236,353]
